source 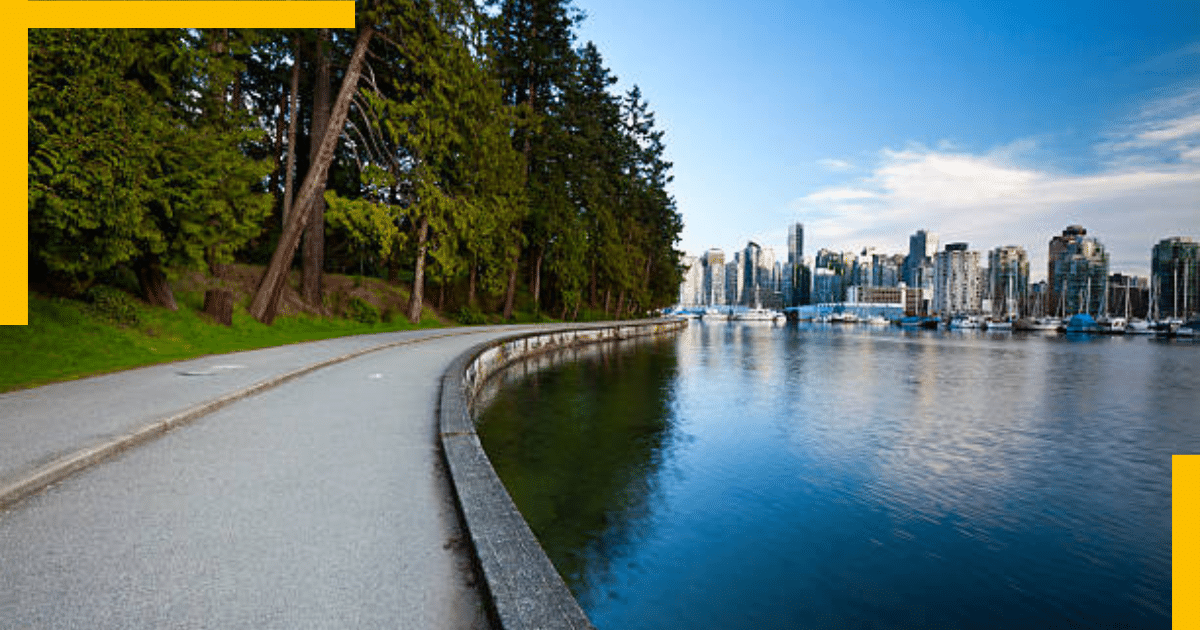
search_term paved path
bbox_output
[0,325,551,629]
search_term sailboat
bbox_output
[1128,276,1156,334]
[1065,278,1099,333]
[731,286,785,323]
[985,273,1015,330]
[1015,285,1063,331]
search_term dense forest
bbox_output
[28,0,684,324]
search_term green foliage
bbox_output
[345,297,381,324]
[455,305,488,325]
[83,285,142,326]
[28,29,272,293]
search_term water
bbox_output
[477,323,1200,629]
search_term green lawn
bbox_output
[0,291,449,393]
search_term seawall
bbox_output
[437,319,687,630]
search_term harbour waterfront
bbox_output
[478,321,1200,629]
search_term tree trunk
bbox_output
[269,84,286,213]
[407,214,430,323]
[589,260,597,307]
[135,256,178,311]
[203,289,234,326]
[616,290,625,320]
[604,288,611,317]
[250,27,374,324]
[302,29,331,308]
[282,36,301,227]
[532,248,543,313]
[468,262,478,307]
[503,250,519,320]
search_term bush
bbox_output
[346,297,381,324]
[455,306,487,325]
[83,285,141,325]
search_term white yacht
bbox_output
[948,315,983,329]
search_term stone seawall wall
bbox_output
[437,319,686,630]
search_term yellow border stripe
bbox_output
[4,20,28,325]
[8,2,354,324]
[24,2,355,29]
[1176,455,1199,628]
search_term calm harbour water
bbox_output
[477,322,1200,629]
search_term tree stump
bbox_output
[203,289,234,326]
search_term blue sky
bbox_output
[574,0,1200,279]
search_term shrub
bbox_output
[455,306,487,325]
[83,285,141,325]
[346,297,380,324]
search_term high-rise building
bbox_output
[742,242,762,305]
[1048,225,1108,317]
[787,223,804,266]
[1107,273,1149,320]
[987,245,1029,318]
[933,242,983,316]
[905,229,938,290]
[814,248,851,303]
[1152,236,1199,320]
[872,253,905,287]
[678,255,702,306]
[813,267,844,304]
[726,259,740,306]
[702,248,726,306]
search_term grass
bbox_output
[0,290,449,393]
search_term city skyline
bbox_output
[576,0,1199,281]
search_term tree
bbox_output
[489,0,581,317]
[248,26,375,324]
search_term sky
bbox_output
[573,0,1200,280]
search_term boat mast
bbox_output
[1125,277,1131,319]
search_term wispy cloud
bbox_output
[817,158,856,172]
[793,90,1200,279]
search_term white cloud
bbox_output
[803,187,881,202]
[818,158,856,172]
[1137,112,1200,144]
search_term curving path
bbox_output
[0,325,562,629]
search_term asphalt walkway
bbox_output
[0,325,549,629]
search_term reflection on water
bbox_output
[477,323,1200,629]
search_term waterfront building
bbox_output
[848,285,905,305]
[1048,225,1109,317]
[851,247,876,287]
[904,286,928,316]
[761,247,778,293]
[872,253,905,288]
[791,260,812,306]
[1151,236,1199,320]
[727,257,742,306]
[987,245,1030,318]
[679,255,703,307]
[1107,273,1149,319]
[933,242,983,316]
[813,267,845,304]
[702,249,726,306]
